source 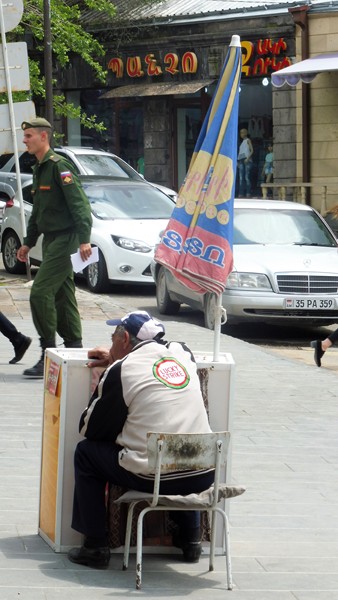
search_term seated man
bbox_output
[68,310,214,569]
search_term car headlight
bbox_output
[226,272,272,290]
[111,235,152,253]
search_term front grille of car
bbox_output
[277,274,338,294]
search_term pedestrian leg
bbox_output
[55,274,82,346]
[0,311,32,364]
[238,161,245,197]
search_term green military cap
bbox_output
[21,117,52,130]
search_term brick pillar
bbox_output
[272,85,297,184]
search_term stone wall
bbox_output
[308,13,338,211]
[143,97,172,186]
[272,85,297,185]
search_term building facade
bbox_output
[54,1,338,207]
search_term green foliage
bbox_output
[53,93,106,132]
[8,0,119,131]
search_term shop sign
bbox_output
[107,37,291,80]
[241,37,292,76]
[108,51,198,78]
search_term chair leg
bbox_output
[136,507,147,590]
[209,509,217,572]
[123,501,137,570]
[223,512,233,590]
[210,508,233,590]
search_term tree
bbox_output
[3,0,156,133]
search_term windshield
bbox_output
[83,183,174,220]
[76,154,142,178]
[233,208,337,247]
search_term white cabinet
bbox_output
[38,349,235,552]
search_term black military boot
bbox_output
[9,335,32,364]
[64,339,83,348]
[23,338,55,379]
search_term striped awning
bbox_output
[272,53,338,87]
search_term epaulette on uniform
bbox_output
[49,154,61,163]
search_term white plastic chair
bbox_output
[114,431,245,590]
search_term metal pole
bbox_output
[0,0,31,280]
[212,294,221,362]
[43,0,53,127]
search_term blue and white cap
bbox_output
[106,310,165,341]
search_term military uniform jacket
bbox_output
[79,340,212,475]
[24,149,92,248]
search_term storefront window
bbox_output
[237,78,273,196]
[176,107,202,189]
[118,106,143,172]
[65,89,118,152]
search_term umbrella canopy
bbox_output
[155,35,242,297]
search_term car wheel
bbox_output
[156,266,180,314]
[2,231,26,274]
[204,293,218,330]
[85,249,109,293]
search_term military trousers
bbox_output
[29,231,82,345]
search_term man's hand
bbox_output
[87,346,110,368]
[17,245,30,263]
[79,243,92,262]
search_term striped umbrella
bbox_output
[155,35,242,358]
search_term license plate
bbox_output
[284,298,336,309]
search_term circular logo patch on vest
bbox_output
[153,357,190,389]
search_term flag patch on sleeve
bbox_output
[61,171,73,185]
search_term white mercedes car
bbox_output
[151,199,338,329]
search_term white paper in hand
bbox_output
[71,246,99,273]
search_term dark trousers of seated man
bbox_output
[72,439,215,544]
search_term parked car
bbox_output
[0,176,174,293]
[151,199,338,329]
[0,147,177,202]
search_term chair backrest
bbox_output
[147,432,230,473]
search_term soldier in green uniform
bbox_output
[17,117,93,378]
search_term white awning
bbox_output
[271,53,338,87]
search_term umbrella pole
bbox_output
[213,294,223,362]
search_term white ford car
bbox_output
[0,147,177,202]
[1,176,174,293]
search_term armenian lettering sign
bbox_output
[108,51,198,78]
[107,37,291,81]
[241,37,291,76]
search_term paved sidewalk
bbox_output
[1,280,338,599]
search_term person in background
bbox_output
[261,143,274,197]
[0,311,32,364]
[17,117,92,379]
[311,333,338,368]
[68,311,214,569]
[322,204,338,238]
[310,204,338,366]
[136,156,145,176]
[237,128,254,198]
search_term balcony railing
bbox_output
[261,183,327,215]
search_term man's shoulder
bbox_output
[49,154,62,163]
